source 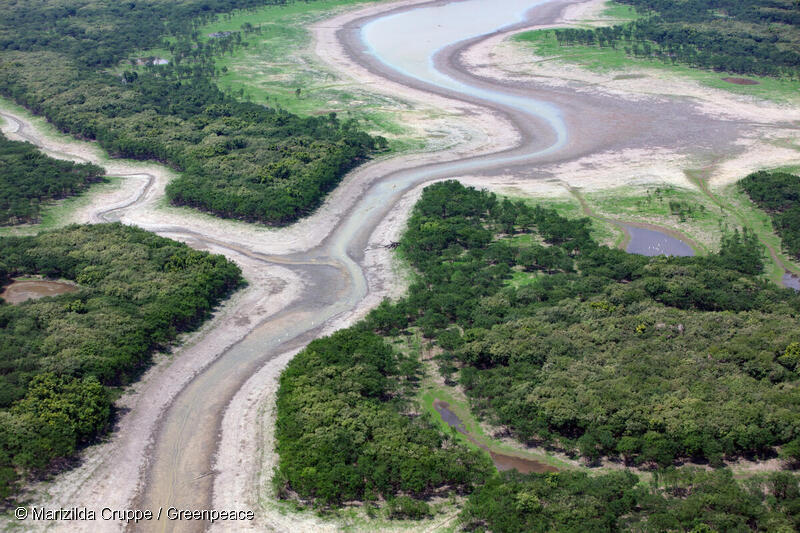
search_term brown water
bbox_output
[0,280,78,304]
[433,399,556,474]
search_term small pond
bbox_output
[783,272,800,291]
[0,280,78,304]
[623,224,694,257]
[433,399,557,474]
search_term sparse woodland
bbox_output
[551,0,800,78]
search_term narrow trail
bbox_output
[0,0,785,531]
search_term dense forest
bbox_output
[551,0,800,77]
[740,170,800,259]
[0,133,104,225]
[463,468,800,532]
[276,181,800,528]
[0,0,384,225]
[0,223,242,498]
[274,328,493,508]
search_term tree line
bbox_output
[0,223,243,499]
[740,170,800,259]
[551,0,800,78]
[0,133,105,225]
[275,180,800,527]
[0,0,385,226]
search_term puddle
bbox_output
[783,272,800,291]
[623,224,694,257]
[433,399,556,474]
[1,279,78,304]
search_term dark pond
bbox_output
[433,399,557,474]
[624,225,695,257]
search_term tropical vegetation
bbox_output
[0,0,383,225]
[275,181,800,528]
[0,133,104,225]
[551,0,800,78]
[0,223,242,499]
[740,170,800,259]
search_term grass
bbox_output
[585,185,724,255]
[395,331,575,473]
[148,0,428,153]
[503,179,800,287]
[512,29,800,103]
[713,181,800,283]
[600,1,639,22]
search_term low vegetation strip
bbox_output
[0,0,384,225]
[739,170,800,260]
[276,181,800,528]
[0,223,243,499]
[0,133,104,226]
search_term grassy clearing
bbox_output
[600,1,639,22]
[584,185,725,253]
[512,29,800,103]
[503,179,800,286]
[713,182,800,283]
[172,0,427,152]
[392,331,576,473]
[509,193,623,247]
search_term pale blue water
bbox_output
[624,225,694,257]
[362,0,567,155]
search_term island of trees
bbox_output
[551,0,800,78]
[276,181,800,529]
[0,0,384,225]
[0,133,105,225]
[0,223,242,499]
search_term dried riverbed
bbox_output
[2,0,798,531]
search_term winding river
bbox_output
[135,3,583,528]
[1,0,778,531]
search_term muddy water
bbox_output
[433,399,556,474]
[0,279,78,304]
[623,224,694,257]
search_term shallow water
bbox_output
[362,0,566,155]
[433,399,556,473]
[1,279,78,304]
[624,224,694,257]
[783,272,800,291]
